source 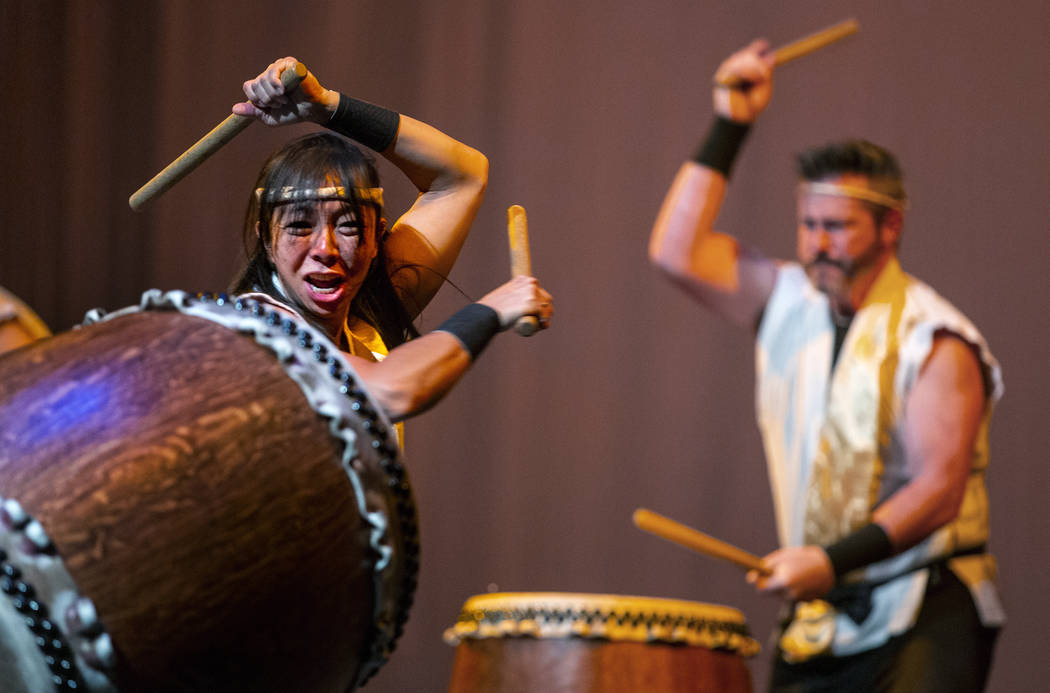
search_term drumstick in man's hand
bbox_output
[715,18,860,87]
[633,508,771,575]
[507,205,540,336]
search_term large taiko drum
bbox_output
[0,290,418,692]
[0,286,51,355]
[444,592,759,693]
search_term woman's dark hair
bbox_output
[231,132,420,349]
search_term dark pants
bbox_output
[769,566,999,693]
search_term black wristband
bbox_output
[693,116,751,178]
[327,92,401,152]
[823,523,894,578]
[435,303,501,361]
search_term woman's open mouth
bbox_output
[304,274,347,303]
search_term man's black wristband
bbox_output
[823,523,894,578]
[327,93,401,152]
[435,303,501,361]
[693,117,751,178]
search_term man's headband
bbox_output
[799,181,908,211]
[255,185,384,208]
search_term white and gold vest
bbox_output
[755,259,1004,655]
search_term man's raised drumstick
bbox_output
[715,18,859,88]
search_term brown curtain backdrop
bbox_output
[3,1,1048,690]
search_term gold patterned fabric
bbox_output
[802,259,908,546]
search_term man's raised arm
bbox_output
[649,40,780,329]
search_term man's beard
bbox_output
[805,237,884,295]
[805,253,850,297]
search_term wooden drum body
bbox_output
[445,593,758,693]
[0,290,418,692]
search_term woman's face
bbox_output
[267,198,378,338]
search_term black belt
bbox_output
[824,545,987,625]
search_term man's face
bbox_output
[796,175,892,305]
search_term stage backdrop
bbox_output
[3,1,1048,690]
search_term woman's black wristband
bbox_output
[693,116,751,178]
[435,303,501,361]
[327,92,401,152]
[823,523,894,578]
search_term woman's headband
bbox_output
[255,185,384,207]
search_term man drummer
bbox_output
[648,40,1003,691]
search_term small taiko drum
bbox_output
[0,290,418,692]
[0,286,51,356]
[444,592,759,693]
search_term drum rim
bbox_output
[445,591,760,657]
[460,592,748,622]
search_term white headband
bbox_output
[799,181,908,211]
[255,185,384,207]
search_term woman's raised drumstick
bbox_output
[716,18,860,87]
[633,508,770,575]
[129,62,307,211]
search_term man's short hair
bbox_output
[796,140,907,216]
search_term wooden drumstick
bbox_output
[507,205,540,337]
[129,61,308,211]
[633,508,771,575]
[716,18,860,87]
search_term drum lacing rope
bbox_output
[452,604,758,655]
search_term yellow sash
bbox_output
[803,258,910,546]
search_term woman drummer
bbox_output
[230,58,552,422]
